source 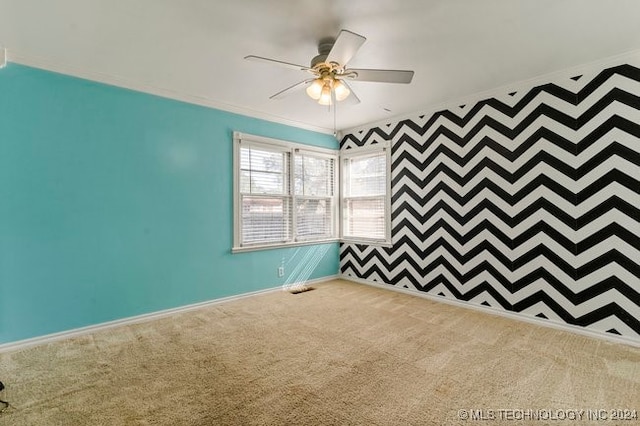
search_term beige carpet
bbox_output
[1,279,639,425]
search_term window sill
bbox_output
[232,238,339,253]
[340,238,393,248]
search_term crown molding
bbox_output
[5,49,335,135]
[340,48,640,138]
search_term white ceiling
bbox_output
[2,0,640,133]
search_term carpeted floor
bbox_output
[1,279,639,425]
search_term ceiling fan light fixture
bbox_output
[305,78,324,100]
[318,83,332,105]
[246,28,414,112]
[333,80,350,101]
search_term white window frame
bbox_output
[294,148,339,243]
[232,132,339,253]
[339,142,392,246]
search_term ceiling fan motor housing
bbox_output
[310,37,336,68]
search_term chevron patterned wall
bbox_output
[340,61,640,342]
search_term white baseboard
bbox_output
[341,275,640,348]
[0,275,339,353]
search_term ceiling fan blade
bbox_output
[269,79,313,100]
[325,30,366,67]
[244,55,311,72]
[341,81,361,105]
[348,68,414,84]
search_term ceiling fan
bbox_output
[245,29,414,106]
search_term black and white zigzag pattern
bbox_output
[340,63,640,341]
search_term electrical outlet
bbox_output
[278,266,284,277]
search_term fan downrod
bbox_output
[310,37,336,68]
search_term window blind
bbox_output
[341,147,390,242]
[294,153,335,240]
[239,145,292,245]
[233,133,339,251]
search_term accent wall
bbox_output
[340,59,640,343]
[0,64,339,345]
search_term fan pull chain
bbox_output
[332,88,337,137]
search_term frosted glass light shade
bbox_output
[306,79,324,100]
[333,80,350,101]
[318,84,332,105]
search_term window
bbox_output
[340,143,391,245]
[233,132,338,252]
[238,142,291,245]
[233,133,391,252]
[294,152,336,241]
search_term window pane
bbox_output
[346,154,386,196]
[248,170,286,194]
[294,155,334,196]
[242,196,291,244]
[234,133,339,250]
[296,198,332,239]
[240,146,288,195]
[343,198,386,240]
[341,147,389,243]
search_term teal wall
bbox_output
[0,64,339,344]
